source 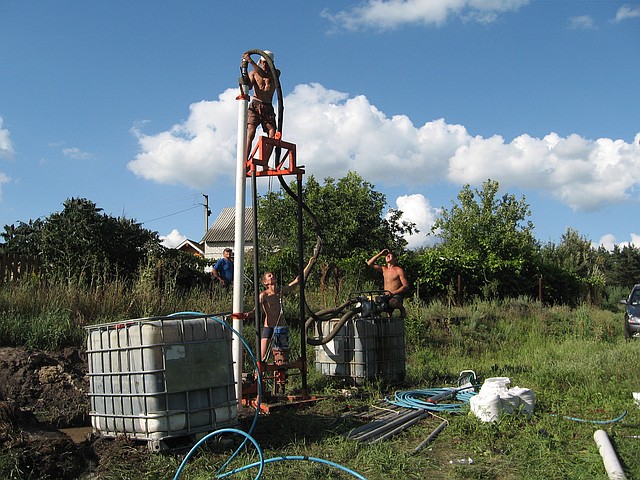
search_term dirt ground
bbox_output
[0,346,147,479]
[0,347,369,479]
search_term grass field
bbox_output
[2,283,639,479]
[156,297,640,479]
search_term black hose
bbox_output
[243,49,283,134]
[306,308,360,346]
[243,51,323,235]
[304,299,355,331]
[244,50,325,313]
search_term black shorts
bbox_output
[261,327,274,339]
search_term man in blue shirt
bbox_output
[212,248,234,288]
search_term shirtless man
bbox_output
[366,248,410,315]
[234,255,315,361]
[242,50,280,160]
[258,271,296,361]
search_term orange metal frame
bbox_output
[242,134,317,411]
[241,358,316,413]
[246,134,304,177]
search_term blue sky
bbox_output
[1,0,639,251]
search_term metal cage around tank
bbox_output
[315,314,406,386]
[85,314,238,451]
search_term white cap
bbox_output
[262,50,274,62]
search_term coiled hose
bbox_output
[387,387,477,414]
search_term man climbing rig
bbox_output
[242,50,280,161]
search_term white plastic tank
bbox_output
[314,315,405,386]
[85,315,237,451]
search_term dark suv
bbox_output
[621,284,640,339]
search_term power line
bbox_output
[135,194,201,210]
[141,205,201,224]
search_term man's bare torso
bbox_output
[383,265,406,294]
[260,287,288,328]
[250,69,276,103]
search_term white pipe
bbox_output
[232,85,249,407]
[594,429,627,480]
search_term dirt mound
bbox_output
[0,347,147,479]
[0,347,89,427]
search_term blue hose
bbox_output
[217,454,368,480]
[170,312,367,479]
[174,427,367,479]
[173,428,264,480]
[387,387,476,413]
[168,312,263,477]
[550,410,628,424]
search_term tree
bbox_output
[256,171,416,285]
[539,228,605,305]
[600,244,640,290]
[2,197,160,286]
[421,180,539,300]
[1,219,45,256]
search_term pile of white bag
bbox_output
[469,377,535,422]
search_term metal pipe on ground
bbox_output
[367,410,430,444]
[412,420,448,454]
[346,407,406,438]
[347,408,418,441]
[349,408,427,442]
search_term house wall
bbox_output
[204,243,253,262]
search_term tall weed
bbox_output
[0,309,82,350]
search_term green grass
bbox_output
[2,281,640,479]
[155,297,640,479]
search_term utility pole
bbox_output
[203,194,211,235]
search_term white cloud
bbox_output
[0,117,13,201]
[613,4,640,22]
[569,15,595,30]
[449,132,640,211]
[128,89,238,188]
[392,194,440,249]
[322,0,529,31]
[284,84,466,185]
[0,117,14,159]
[597,233,640,251]
[62,147,93,160]
[597,233,617,251]
[160,229,187,248]
[0,172,9,201]
[129,82,640,214]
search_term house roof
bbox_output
[202,207,254,243]
[175,239,204,255]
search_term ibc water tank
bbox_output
[85,315,238,451]
[314,315,405,385]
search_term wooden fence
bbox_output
[0,254,41,285]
